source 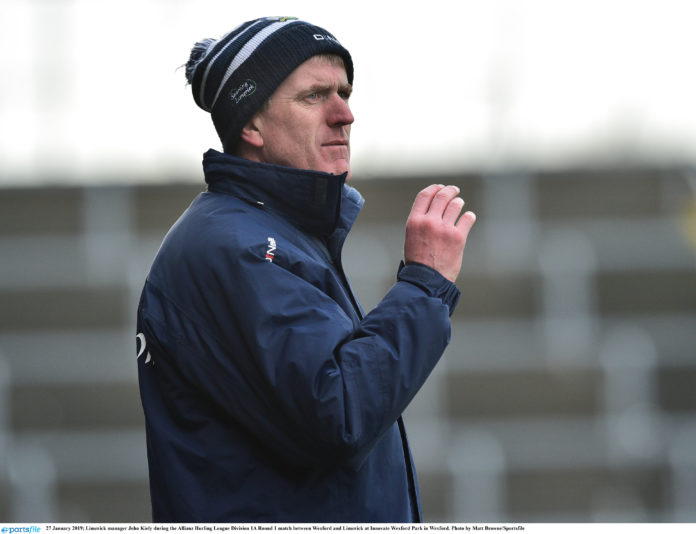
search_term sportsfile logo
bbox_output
[1,527,41,533]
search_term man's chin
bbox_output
[318,167,351,180]
[336,168,351,181]
[313,159,350,180]
[330,161,351,181]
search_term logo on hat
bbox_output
[230,79,257,104]
[313,34,341,44]
[264,16,298,22]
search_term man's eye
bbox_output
[305,92,321,101]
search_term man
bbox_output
[136,16,476,522]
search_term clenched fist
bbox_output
[404,184,476,283]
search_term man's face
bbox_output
[253,55,354,180]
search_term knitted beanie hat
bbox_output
[185,16,354,153]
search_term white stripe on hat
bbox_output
[210,19,302,109]
[199,19,265,111]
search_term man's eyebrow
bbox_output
[304,82,353,95]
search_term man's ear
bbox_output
[239,117,264,149]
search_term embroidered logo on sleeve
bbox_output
[265,237,277,262]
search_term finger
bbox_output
[427,185,460,217]
[410,184,445,215]
[456,210,477,234]
[442,197,465,225]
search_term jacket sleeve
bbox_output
[141,237,459,470]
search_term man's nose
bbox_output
[327,94,354,127]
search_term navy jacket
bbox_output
[136,150,460,522]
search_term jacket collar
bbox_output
[202,149,364,239]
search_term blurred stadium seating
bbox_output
[1,167,695,522]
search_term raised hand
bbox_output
[403,184,476,283]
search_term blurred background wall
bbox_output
[1,0,695,523]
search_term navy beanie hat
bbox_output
[185,16,354,153]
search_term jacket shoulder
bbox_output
[155,192,281,268]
